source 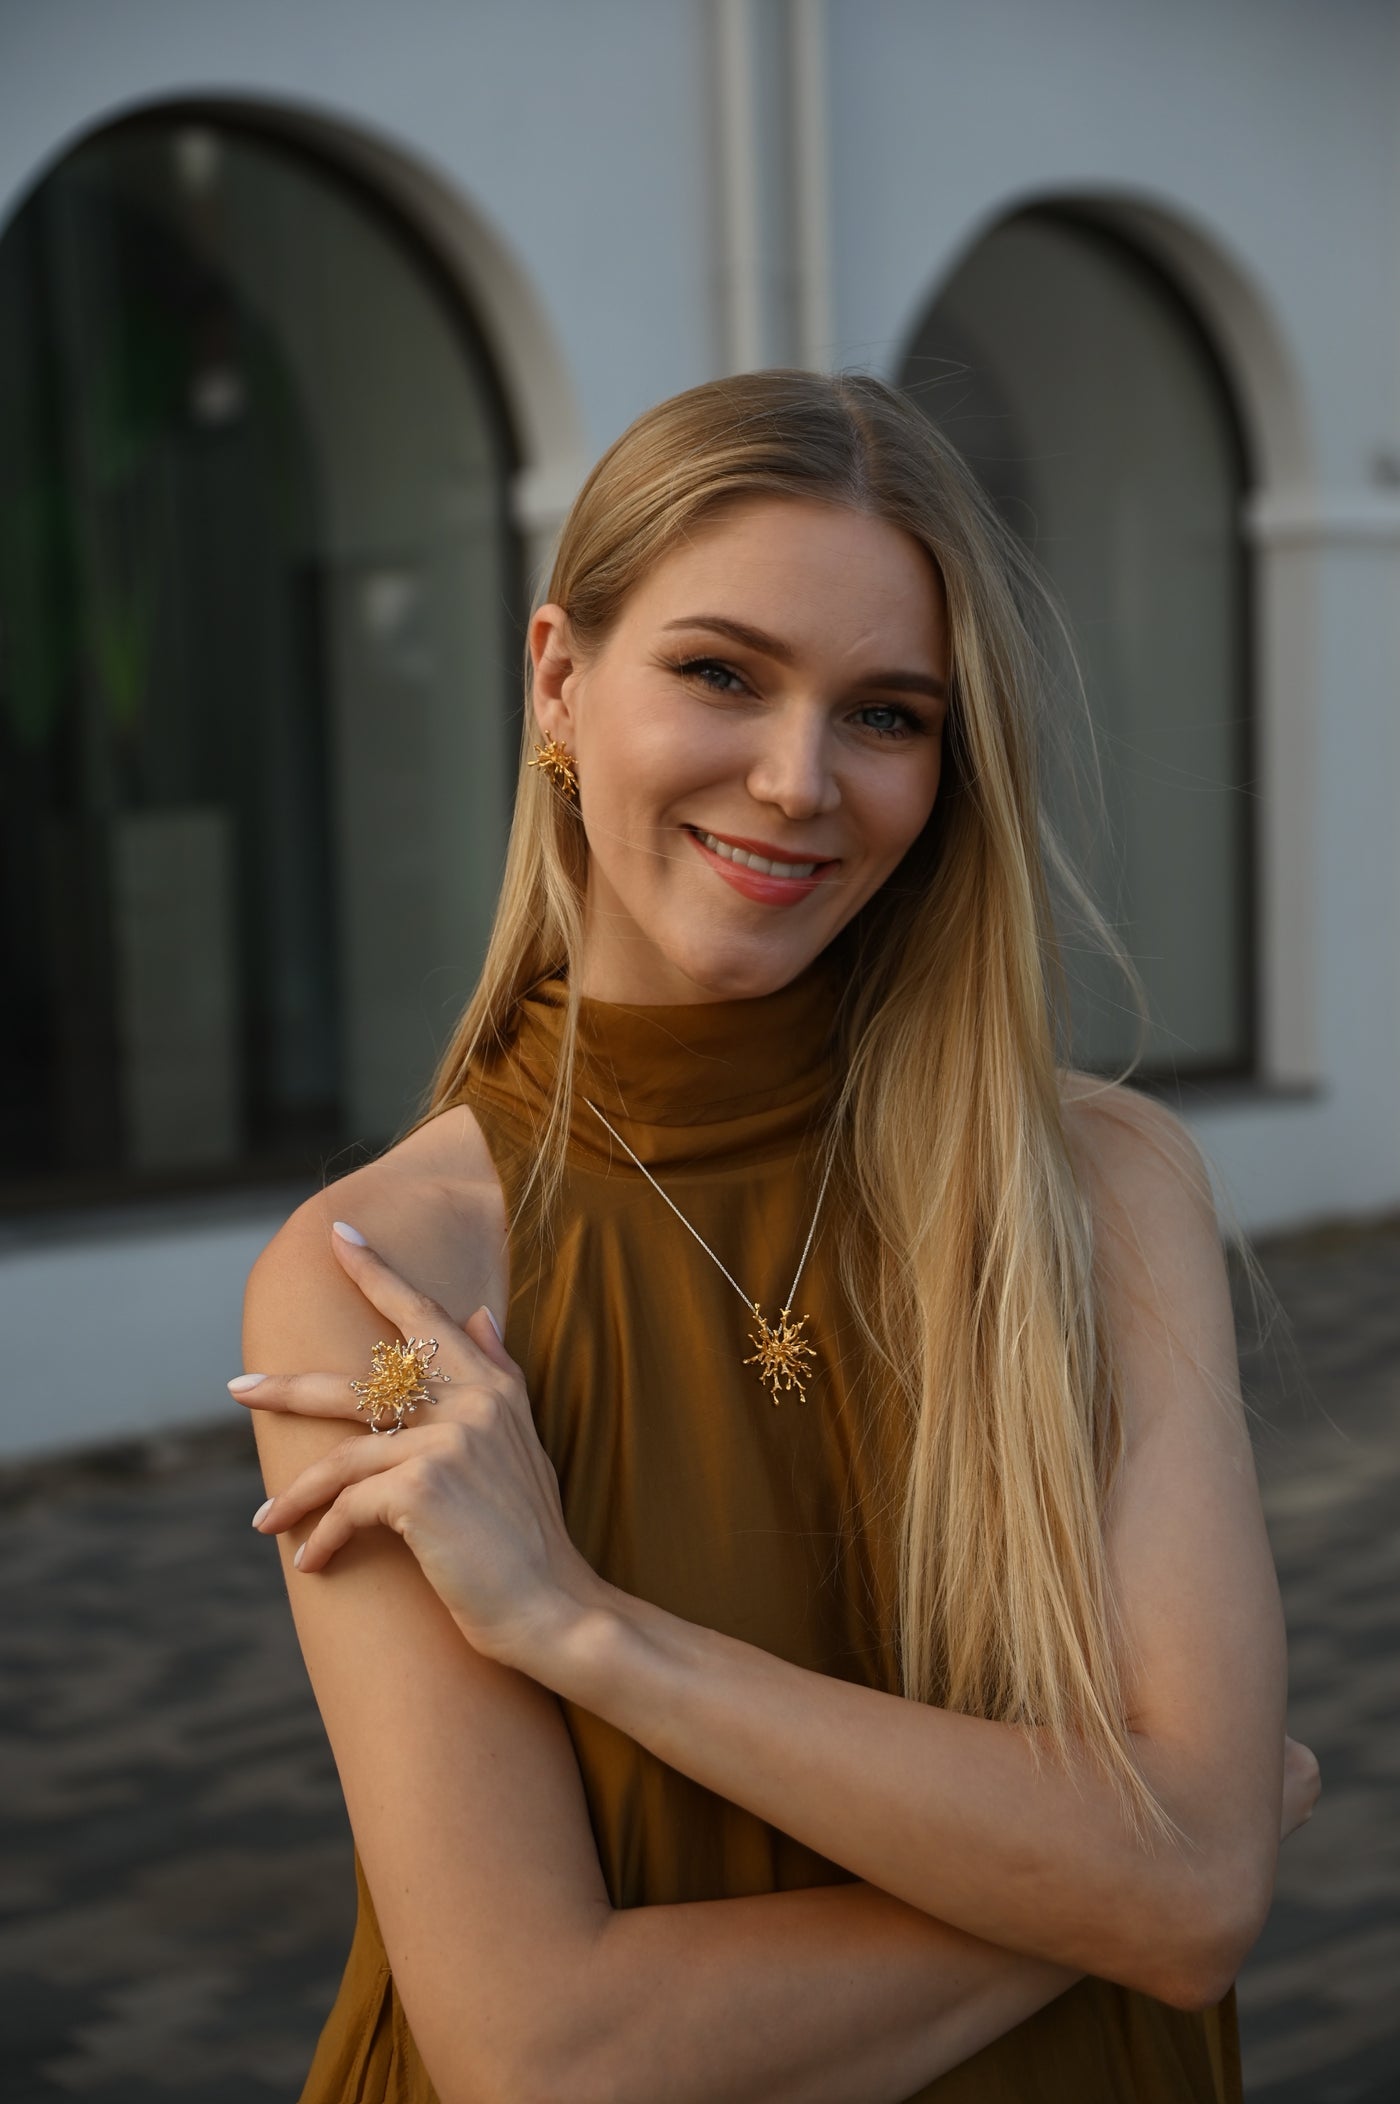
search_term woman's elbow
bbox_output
[1156,1937,1253,2015]
[1153,1846,1276,2012]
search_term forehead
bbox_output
[619,496,948,665]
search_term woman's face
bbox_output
[529,495,951,1003]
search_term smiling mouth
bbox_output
[685,826,838,880]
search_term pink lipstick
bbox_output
[684,825,838,906]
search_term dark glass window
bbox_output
[901,209,1254,1080]
[0,116,520,1209]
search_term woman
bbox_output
[236,369,1318,2102]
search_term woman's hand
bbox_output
[1280,1732,1321,1840]
[233,1220,604,1667]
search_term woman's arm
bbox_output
[479,1087,1288,2013]
[246,1157,1079,2104]
[273,1094,1280,2011]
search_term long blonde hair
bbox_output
[398,367,1261,1843]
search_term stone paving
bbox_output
[2,1213,1397,2102]
[1228,1218,1400,2103]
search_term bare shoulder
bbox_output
[241,1103,510,1508]
[1055,1069,1236,1449]
[246,1101,508,1353]
[1057,1067,1216,1232]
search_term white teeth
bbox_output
[696,829,822,878]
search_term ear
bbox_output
[528,603,582,744]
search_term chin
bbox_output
[661,931,830,1002]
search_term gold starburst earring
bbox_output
[527,737,579,799]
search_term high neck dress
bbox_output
[298,959,1242,2104]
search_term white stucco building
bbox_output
[1,0,1397,1458]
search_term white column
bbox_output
[790,0,833,371]
[712,0,768,372]
[708,0,832,374]
[1242,488,1400,1088]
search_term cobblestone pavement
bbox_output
[2,1216,1397,2102]
[1228,1219,1400,2103]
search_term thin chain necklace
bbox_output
[582,1097,835,1406]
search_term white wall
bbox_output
[0,1199,298,1461]
[1,0,1396,1457]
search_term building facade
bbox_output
[1,0,1397,1456]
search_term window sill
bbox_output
[1139,1074,1328,1114]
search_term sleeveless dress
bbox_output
[298,959,1242,2103]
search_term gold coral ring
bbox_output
[347,1335,453,1435]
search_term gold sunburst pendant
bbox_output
[743,1303,818,1406]
[581,1098,836,1412]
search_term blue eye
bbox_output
[675,657,748,695]
[673,657,928,740]
[856,703,922,740]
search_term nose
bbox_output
[745,704,842,822]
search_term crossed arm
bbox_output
[246,1085,1289,2104]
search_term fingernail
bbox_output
[485,1308,504,1342]
[332,1220,367,1245]
[252,1498,274,1528]
[229,1374,266,1393]
[294,1542,306,1568]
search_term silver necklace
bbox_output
[582,1097,835,1405]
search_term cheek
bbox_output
[578,709,702,863]
[858,754,942,864]
[596,701,726,822]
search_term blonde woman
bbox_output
[236,370,1317,2103]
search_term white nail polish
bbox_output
[294,1542,306,1568]
[229,1374,266,1393]
[485,1308,504,1342]
[332,1220,367,1245]
[252,1498,274,1528]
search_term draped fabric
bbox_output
[299,958,1240,2102]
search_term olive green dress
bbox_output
[298,960,1242,2102]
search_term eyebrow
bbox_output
[660,614,949,701]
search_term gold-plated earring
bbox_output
[527,737,579,799]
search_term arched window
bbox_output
[0,113,521,1208]
[900,207,1254,1082]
